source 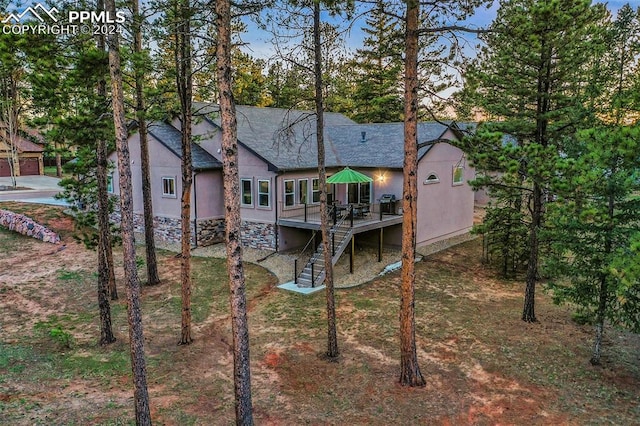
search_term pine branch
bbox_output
[418,25,490,35]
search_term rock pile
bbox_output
[0,209,61,244]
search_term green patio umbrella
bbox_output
[327,167,373,184]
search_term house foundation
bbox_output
[111,210,276,250]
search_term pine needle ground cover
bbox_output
[0,203,638,424]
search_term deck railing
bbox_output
[280,202,397,224]
[293,230,318,285]
[293,204,354,287]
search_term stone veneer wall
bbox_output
[195,218,225,246]
[111,209,275,250]
[240,221,275,250]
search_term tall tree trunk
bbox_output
[3,91,19,188]
[591,187,615,365]
[591,275,607,365]
[314,1,339,361]
[216,0,254,423]
[97,0,117,302]
[107,247,117,300]
[105,0,151,422]
[399,0,425,388]
[522,183,541,322]
[97,160,115,345]
[96,24,115,344]
[55,143,62,178]
[133,0,160,287]
[176,0,193,345]
[523,42,552,323]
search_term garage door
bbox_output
[19,158,40,176]
[0,158,11,177]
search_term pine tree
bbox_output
[546,126,640,364]
[264,60,309,109]
[175,0,195,346]
[232,51,270,106]
[105,0,152,420]
[397,0,492,388]
[544,4,640,364]
[349,0,404,123]
[95,25,117,343]
[132,0,161,287]
[398,0,425,388]
[216,0,254,422]
[312,1,339,361]
[0,31,27,187]
[267,0,354,361]
[460,0,608,322]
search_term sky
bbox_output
[240,0,635,62]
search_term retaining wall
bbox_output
[0,209,60,244]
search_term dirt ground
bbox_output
[1,203,639,425]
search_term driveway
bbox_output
[0,175,62,190]
[0,175,68,206]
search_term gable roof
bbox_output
[193,103,464,172]
[326,122,454,169]
[7,134,44,153]
[148,121,222,171]
[0,123,45,153]
[198,103,356,172]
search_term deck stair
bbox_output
[295,208,353,288]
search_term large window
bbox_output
[258,179,270,208]
[348,182,371,204]
[311,178,320,203]
[311,177,334,204]
[241,178,253,206]
[298,179,308,205]
[284,179,295,207]
[360,182,371,204]
[162,176,176,198]
[453,165,464,186]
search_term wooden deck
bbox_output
[278,203,403,233]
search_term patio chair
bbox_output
[360,203,371,218]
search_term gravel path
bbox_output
[151,232,476,289]
[153,239,401,288]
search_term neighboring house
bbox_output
[108,105,475,262]
[0,123,45,177]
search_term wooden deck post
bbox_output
[350,235,354,274]
[378,228,383,262]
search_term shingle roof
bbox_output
[326,122,452,169]
[194,103,462,171]
[0,124,45,153]
[200,104,356,171]
[148,121,222,171]
[14,134,44,153]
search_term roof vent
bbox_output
[360,131,366,143]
